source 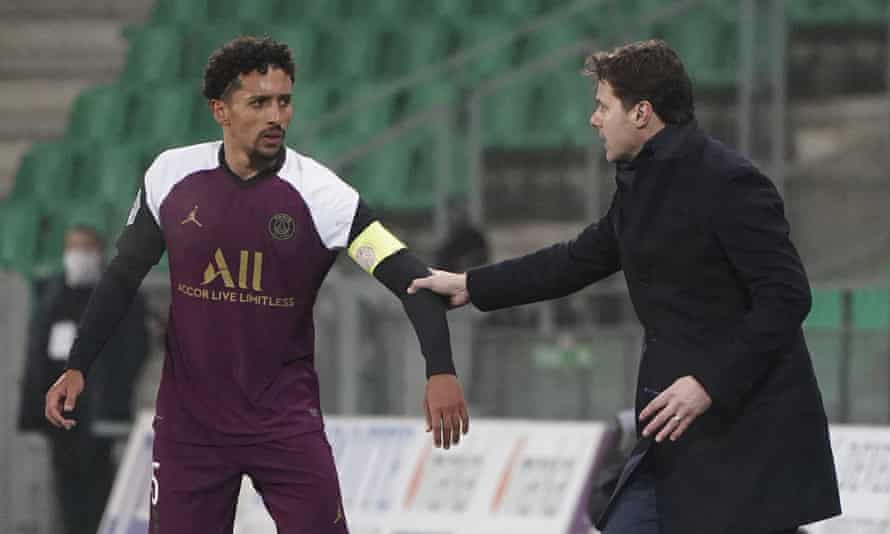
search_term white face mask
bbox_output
[63,249,103,287]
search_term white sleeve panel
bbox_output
[280,149,360,250]
[143,142,221,228]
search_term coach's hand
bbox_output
[45,369,85,430]
[639,375,711,443]
[425,374,469,450]
[408,270,470,309]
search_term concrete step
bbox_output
[0,79,95,141]
[0,0,152,23]
[0,141,31,198]
[0,19,126,80]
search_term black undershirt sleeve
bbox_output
[348,201,456,377]
[66,188,165,376]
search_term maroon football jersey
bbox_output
[137,142,359,445]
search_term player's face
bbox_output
[590,81,644,162]
[219,67,293,161]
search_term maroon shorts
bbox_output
[150,430,348,533]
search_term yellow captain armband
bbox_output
[347,221,406,275]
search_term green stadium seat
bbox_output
[65,85,129,146]
[403,81,460,116]
[806,328,843,419]
[517,22,589,65]
[149,0,209,25]
[33,212,70,277]
[210,0,281,23]
[654,10,738,90]
[852,288,890,329]
[184,24,252,80]
[805,288,843,328]
[849,288,890,422]
[10,142,77,214]
[67,198,112,238]
[269,24,324,79]
[129,85,197,146]
[381,23,457,79]
[530,74,594,147]
[348,135,437,211]
[75,144,145,209]
[292,82,336,127]
[0,199,40,275]
[496,0,549,20]
[483,83,533,147]
[191,94,219,143]
[320,23,387,80]
[121,26,187,85]
[305,134,357,171]
[804,289,844,419]
[431,0,474,20]
[787,0,886,27]
[347,0,411,20]
[329,84,399,143]
[280,0,349,23]
[456,20,519,85]
[387,134,440,211]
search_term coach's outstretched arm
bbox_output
[45,186,165,429]
[409,199,621,310]
[347,201,468,449]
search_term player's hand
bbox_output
[639,376,712,443]
[407,269,470,308]
[45,369,85,430]
[424,374,469,450]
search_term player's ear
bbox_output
[209,99,230,127]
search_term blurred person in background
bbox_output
[410,39,840,534]
[17,224,149,534]
[43,36,468,533]
[434,195,490,273]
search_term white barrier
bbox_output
[101,415,890,533]
[806,425,890,534]
[99,413,604,534]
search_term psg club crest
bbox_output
[268,213,296,240]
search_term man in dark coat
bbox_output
[17,224,149,534]
[408,40,840,534]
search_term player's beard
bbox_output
[250,126,286,166]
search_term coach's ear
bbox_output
[209,99,230,127]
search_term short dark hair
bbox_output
[203,36,295,101]
[584,39,694,125]
[67,224,106,247]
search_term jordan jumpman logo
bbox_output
[181,205,203,227]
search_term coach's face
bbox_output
[214,66,293,161]
[590,80,646,162]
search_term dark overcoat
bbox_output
[466,122,841,533]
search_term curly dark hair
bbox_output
[584,39,694,125]
[203,36,295,101]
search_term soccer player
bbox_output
[44,36,469,533]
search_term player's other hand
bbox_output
[45,369,85,430]
[407,269,470,308]
[424,374,469,450]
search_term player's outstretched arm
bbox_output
[347,201,469,449]
[45,187,165,429]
